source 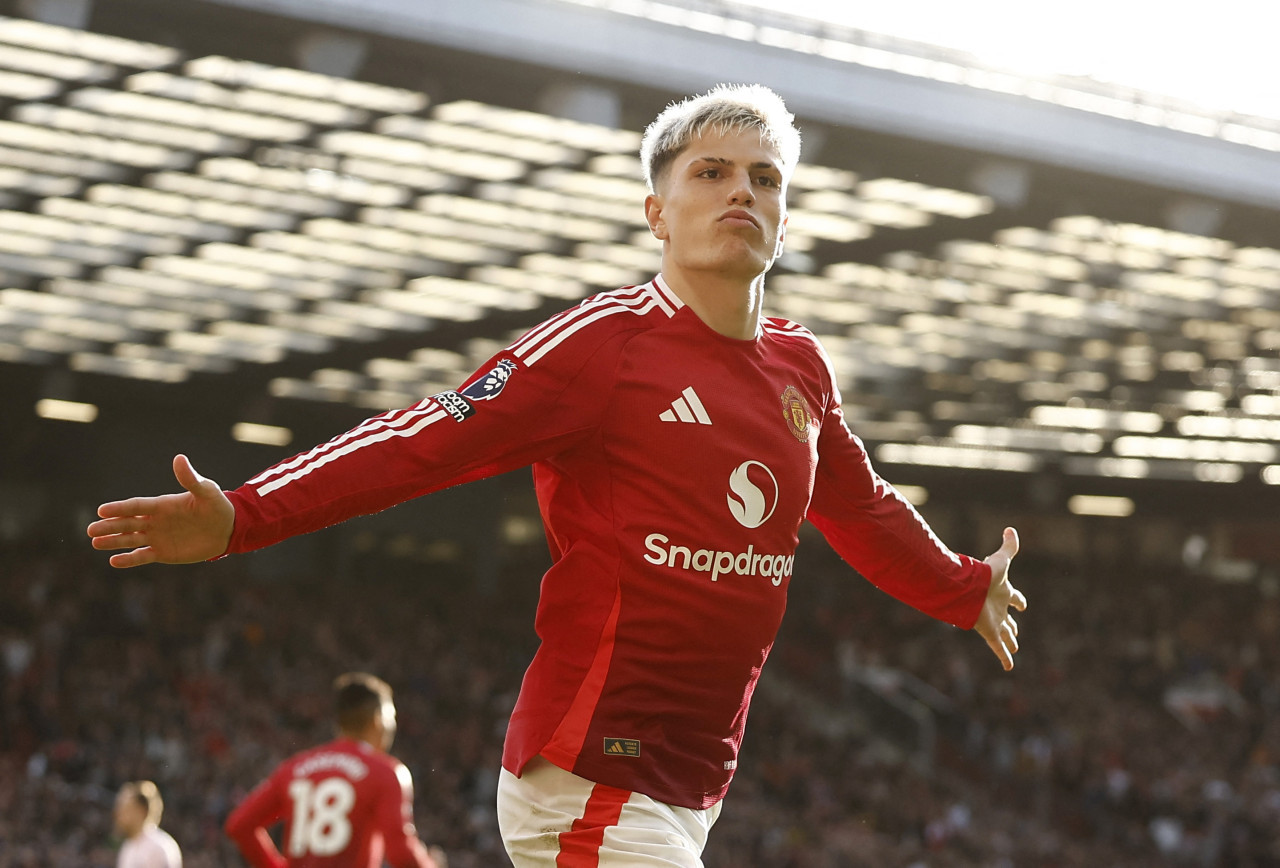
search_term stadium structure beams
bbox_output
[195,0,1280,212]
[2,0,1280,540]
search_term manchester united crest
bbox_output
[779,385,811,443]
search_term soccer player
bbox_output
[89,84,1025,866]
[223,672,444,868]
[114,780,183,868]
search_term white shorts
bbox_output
[497,756,722,867]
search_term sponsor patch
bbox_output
[603,737,641,757]
[780,385,811,443]
[431,390,475,423]
[461,358,517,402]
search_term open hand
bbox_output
[87,454,235,568]
[975,527,1026,670]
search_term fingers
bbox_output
[987,632,1014,671]
[1010,586,1028,612]
[979,528,1025,671]
[173,453,210,495]
[90,527,146,550]
[108,548,157,569]
[88,515,148,538]
[94,497,162,520]
[988,616,1019,670]
[983,527,1020,578]
[1000,526,1019,560]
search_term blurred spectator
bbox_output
[5,540,1280,866]
[114,780,181,868]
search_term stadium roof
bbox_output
[1,0,1278,533]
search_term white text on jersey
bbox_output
[643,533,792,586]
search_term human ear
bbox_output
[644,193,668,241]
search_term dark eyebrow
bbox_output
[690,156,781,174]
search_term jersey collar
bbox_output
[651,274,686,315]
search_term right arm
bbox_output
[222,342,607,555]
[224,776,288,868]
[88,310,635,565]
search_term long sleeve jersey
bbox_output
[224,737,437,868]
[224,275,991,809]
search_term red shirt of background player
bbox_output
[224,674,440,868]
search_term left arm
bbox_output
[376,764,441,868]
[807,408,990,626]
[806,371,1025,667]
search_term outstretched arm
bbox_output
[974,527,1027,671]
[86,454,235,569]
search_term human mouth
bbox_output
[720,209,759,229]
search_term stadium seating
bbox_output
[3,14,1280,492]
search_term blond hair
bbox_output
[121,780,164,825]
[640,83,801,192]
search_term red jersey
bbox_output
[224,276,990,809]
[224,737,436,868]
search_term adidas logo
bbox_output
[603,737,641,757]
[659,387,712,425]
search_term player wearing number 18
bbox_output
[224,673,445,868]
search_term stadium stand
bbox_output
[2,0,1280,864]
[1,9,1278,505]
[6,541,1280,867]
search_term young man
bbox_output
[114,780,183,868]
[89,84,1025,866]
[223,672,445,868]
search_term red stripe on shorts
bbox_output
[555,782,631,867]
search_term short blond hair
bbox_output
[121,780,164,825]
[640,83,801,192]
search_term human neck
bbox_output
[660,267,763,340]
[342,727,384,752]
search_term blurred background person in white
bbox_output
[114,780,182,868]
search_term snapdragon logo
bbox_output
[642,533,793,586]
[727,460,778,529]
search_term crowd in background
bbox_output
[4,527,1280,867]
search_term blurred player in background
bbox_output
[90,83,1025,866]
[224,672,445,868]
[114,780,182,868]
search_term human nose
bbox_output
[727,171,753,206]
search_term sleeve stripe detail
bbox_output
[247,401,446,492]
[762,320,820,344]
[246,399,438,485]
[507,285,647,358]
[248,280,674,498]
[523,298,662,365]
[254,406,449,496]
[511,285,665,365]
